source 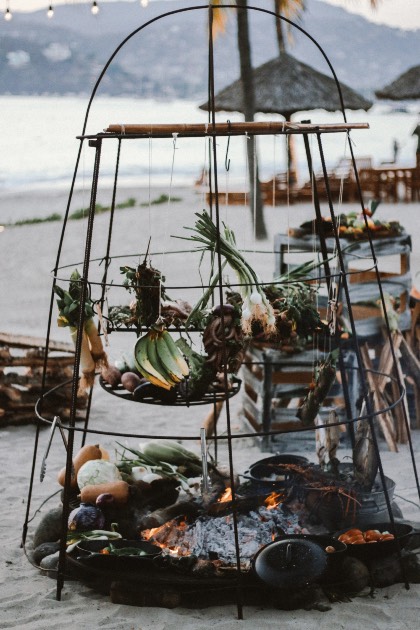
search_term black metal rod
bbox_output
[21,137,85,547]
[208,4,244,620]
[56,138,103,601]
[316,131,410,587]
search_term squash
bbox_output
[79,480,131,505]
[74,444,102,474]
[57,465,77,489]
[57,443,103,488]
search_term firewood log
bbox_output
[137,500,200,531]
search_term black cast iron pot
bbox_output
[252,533,346,589]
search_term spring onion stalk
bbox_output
[115,443,192,492]
[186,258,228,328]
[54,269,108,394]
[178,210,276,335]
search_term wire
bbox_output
[26,489,62,525]
[394,494,420,510]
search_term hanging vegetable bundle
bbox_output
[178,210,276,336]
[264,284,323,343]
[296,348,339,425]
[54,269,108,394]
[120,246,167,331]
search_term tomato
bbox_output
[379,534,395,541]
[347,535,366,544]
[344,528,363,537]
[364,530,382,542]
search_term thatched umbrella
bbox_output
[375,65,420,167]
[200,52,372,178]
[375,65,420,101]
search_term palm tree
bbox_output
[273,1,380,52]
[212,0,267,239]
[273,1,305,53]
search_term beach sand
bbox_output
[0,184,419,629]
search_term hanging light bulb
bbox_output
[140,0,149,7]
[91,1,99,15]
[47,5,54,19]
[4,2,12,21]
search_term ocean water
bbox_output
[1,94,419,196]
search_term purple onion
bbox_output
[68,503,105,531]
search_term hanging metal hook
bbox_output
[328,281,339,336]
[225,119,231,171]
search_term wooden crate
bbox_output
[241,343,337,447]
[0,332,88,426]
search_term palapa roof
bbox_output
[200,52,372,117]
[375,65,420,101]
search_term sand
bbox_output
[0,184,419,629]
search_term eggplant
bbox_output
[133,381,177,404]
[68,503,105,532]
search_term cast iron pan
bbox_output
[75,538,162,571]
[243,454,310,490]
[334,521,414,561]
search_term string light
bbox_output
[47,4,54,19]
[140,0,149,7]
[91,1,99,15]
[4,1,12,21]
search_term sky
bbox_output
[6,0,420,31]
[322,0,420,30]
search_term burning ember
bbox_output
[264,491,283,510]
[142,492,304,568]
[217,487,233,503]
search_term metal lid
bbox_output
[253,538,328,588]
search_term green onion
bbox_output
[177,210,276,335]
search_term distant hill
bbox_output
[0,0,419,99]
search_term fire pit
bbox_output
[141,490,304,569]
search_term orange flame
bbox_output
[264,491,283,510]
[141,518,190,556]
[217,487,233,503]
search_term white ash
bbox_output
[158,505,303,566]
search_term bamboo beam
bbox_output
[103,121,369,138]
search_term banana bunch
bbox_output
[134,325,189,390]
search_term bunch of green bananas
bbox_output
[134,324,189,390]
